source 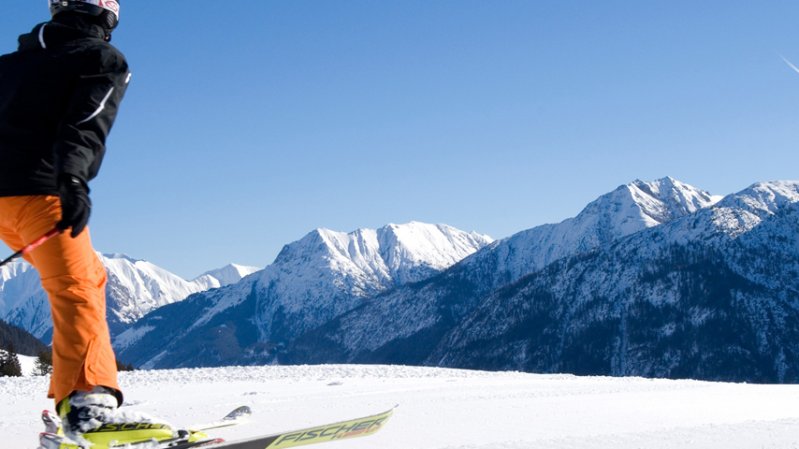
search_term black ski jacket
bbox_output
[0,19,130,197]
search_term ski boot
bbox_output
[38,386,187,449]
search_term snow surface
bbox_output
[2,365,798,449]
[17,353,36,376]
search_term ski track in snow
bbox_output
[2,365,799,449]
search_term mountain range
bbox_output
[0,255,259,341]
[425,181,799,382]
[3,177,798,383]
[286,177,724,365]
[114,222,493,368]
[287,179,799,383]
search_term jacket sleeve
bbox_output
[53,49,131,184]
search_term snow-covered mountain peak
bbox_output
[101,253,143,264]
[586,177,721,230]
[461,178,719,288]
[376,222,493,283]
[2,253,247,340]
[193,263,261,289]
[116,221,495,365]
[716,181,799,214]
[630,177,722,218]
[706,180,799,238]
[0,260,40,316]
[272,222,493,287]
[227,263,261,277]
[562,177,717,242]
[0,259,29,283]
[100,254,222,325]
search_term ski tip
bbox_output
[224,405,252,420]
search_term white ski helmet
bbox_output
[49,0,120,30]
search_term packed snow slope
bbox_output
[2,365,799,449]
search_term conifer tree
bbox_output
[116,359,136,372]
[0,344,23,377]
[34,349,53,376]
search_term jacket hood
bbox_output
[18,18,107,52]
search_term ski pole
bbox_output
[0,227,61,269]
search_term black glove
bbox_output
[57,175,92,238]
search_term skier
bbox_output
[0,1,175,446]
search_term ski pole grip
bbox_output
[0,227,62,269]
[23,227,62,256]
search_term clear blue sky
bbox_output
[2,1,799,278]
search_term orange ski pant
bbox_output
[0,195,120,406]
